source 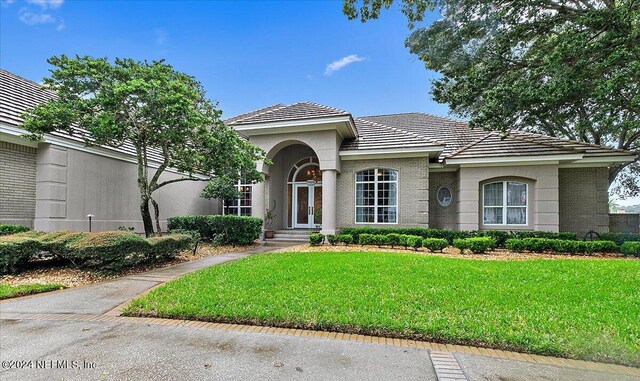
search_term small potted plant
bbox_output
[264,200,276,239]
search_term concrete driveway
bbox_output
[1,246,638,381]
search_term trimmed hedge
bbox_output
[309,233,324,246]
[167,215,262,245]
[505,238,619,254]
[326,234,339,246]
[340,227,577,246]
[0,231,196,275]
[422,238,448,252]
[453,237,497,254]
[597,232,640,246]
[0,236,41,274]
[0,224,30,236]
[337,234,353,245]
[620,242,640,257]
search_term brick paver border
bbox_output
[1,312,638,378]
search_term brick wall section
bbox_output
[336,157,429,228]
[429,171,458,230]
[558,167,609,235]
[609,214,640,233]
[0,141,37,227]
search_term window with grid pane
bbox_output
[483,181,527,225]
[224,181,252,216]
[355,169,398,223]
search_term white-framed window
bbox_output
[224,181,252,216]
[437,187,452,207]
[483,181,527,225]
[355,168,398,224]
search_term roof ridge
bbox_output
[359,111,464,123]
[445,131,494,158]
[508,129,634,154]
[229,103,289,124]
[354,116,445,146]
[299,101,350,115]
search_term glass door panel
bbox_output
[295,185,309,227]
[313,186,322,226]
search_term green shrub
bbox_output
[506,238,619,255]
[398,234,410,248]
[326,234,339,246]
[454,237,496,254]
[371,235,387,247]
[147,234,194,262]
[37,231,87,257]
[309,233,324,246]
[422,238,448,252]
[597,232,640,246]
[337,234,353,245]
[358,234,375,245]
[620,241,640,257]
[385,233,402,248]
[167,215,262,245]
[480,230,510,247]
[167,229,201,242]
[0,224,30,236]
[406,235,422,251]
[0,236,41,275]
[66,231,150,273]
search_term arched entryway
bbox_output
[287,157,322,229]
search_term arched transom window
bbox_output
[483,181,527,225]
[355,168,398,224]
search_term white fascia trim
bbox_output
[233,115,357,138]
[0,123,208,179]
[339,146,445,160]
[559,155,638,168]
[428,163,459,172]
[445,153,584,166]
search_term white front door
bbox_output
[294,183,322,228]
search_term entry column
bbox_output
[321,169,337,235]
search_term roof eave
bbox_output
[339,146,445,160]
[230,115,357,139]
[444,153,585,167]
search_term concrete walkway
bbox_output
[1,245,638,381]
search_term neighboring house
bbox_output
[0,69,215,231]
[1,69,638,235]
[226,103,637,236]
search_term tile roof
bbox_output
[0,69,165,162]
[226,101,350,125]
[2,68,635,165]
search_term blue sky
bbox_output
[1,0,448,119]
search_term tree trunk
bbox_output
[140,196,155,237]
[151,197,162,236]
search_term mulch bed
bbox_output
[272,244,632,261]
[0,242,259,288]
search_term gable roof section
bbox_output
[0,69,56,126]
[340,117,445,151]
[226,101,351,125]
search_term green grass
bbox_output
[0,283,64,300]
[124,252,640,366]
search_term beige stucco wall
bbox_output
[559,167,609,235]
[428,171,458,230]
[336,157,429,228]
[0,141,37,228]
[456,165,559,231]
[34,143,216,232]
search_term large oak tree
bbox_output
[344,0,639,197]
[22,56,265,236]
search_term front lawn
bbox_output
[0,283,64,300]
[124,251,640,366]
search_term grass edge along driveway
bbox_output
[0,283,64,300]
[123,251,640,367]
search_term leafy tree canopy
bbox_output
[201,176,242,202]
[22,55,265,235]
[344,0,640,197]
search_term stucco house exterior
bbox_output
[1,69,638,236]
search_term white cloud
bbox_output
[26,0,63,9]
[154,28,167,46]
[324,54,366,75]
[19,9,55,25]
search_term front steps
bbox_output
[265,229,312,245]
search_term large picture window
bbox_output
[483,181,527,225]
[355,168,398,224]
[224,181,252,216]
